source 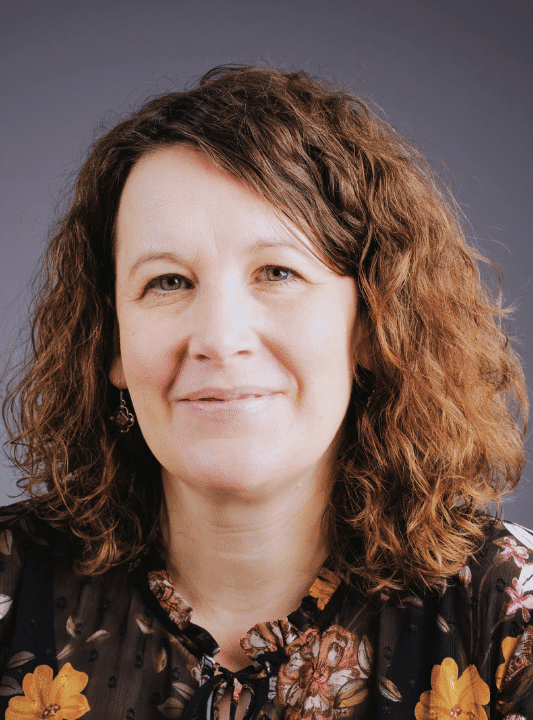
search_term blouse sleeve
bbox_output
[490,522,533,719]
[0,503,29,664]
[497,622,533,718]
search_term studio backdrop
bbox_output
[1,0,531,523]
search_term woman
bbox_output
[0,64,530,720]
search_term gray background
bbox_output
[1,0,531,523]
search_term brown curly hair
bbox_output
[2,64,528,592]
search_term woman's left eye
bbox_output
[257,266,297,283]
[146,274,190,293]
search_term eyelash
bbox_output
[145,266,298,294]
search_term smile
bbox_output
[179,387,281,402]
[182,394,264,402]
[178,393,280,420]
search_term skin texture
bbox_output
[110,145,360,670]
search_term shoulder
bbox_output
[457,518,533,666]
[0,500,69,556]
[0,500,39,567]
[489,517,533,569]
[464,517,533,593]
[460,519,533,716]
[455,517,533,617]
[0,500,78,610]
[0,500,52,651]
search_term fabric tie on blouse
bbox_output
[147,568,341,720]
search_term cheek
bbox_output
[283,297,355,400]
[301,292,354,362]
[119,315,178,389]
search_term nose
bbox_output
[187,279,257,363]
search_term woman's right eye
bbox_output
[147,274,190,293]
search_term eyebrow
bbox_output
[129,251,186,279]
[248,237,308,253]
[128,237,313,278]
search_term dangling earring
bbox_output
[110,386,135,433]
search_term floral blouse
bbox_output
[0,502,532,720]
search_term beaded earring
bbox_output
[110,386,135,433]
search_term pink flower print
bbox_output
[495,537,529,568]
[276,625,370,719]
[505,578,533,622]
[241,619,299,662]
[147,569,192,628]
[459,566,472,586]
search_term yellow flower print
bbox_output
[6,662,89,720]
[495,636,521,690]
[415,657,490,720]
[308,567,341,611]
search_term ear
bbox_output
[109,321,127,388]
[109,355,126,389]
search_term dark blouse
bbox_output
[0,501,532,720]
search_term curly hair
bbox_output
[2,64,528,592]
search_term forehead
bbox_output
[120,145,251,207]
[115,145,322,260]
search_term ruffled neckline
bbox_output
[146,565,343,665]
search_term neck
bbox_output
[160,470,331,666]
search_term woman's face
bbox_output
[111,146,359,498]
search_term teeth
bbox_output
[191,394,264,401]
[203,396,249,401]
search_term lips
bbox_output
[179,387,279,402]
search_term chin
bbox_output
[163,438,286,496]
